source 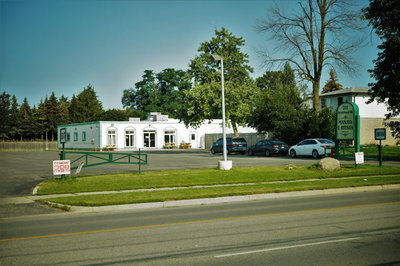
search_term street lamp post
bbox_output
[211,54,232,170]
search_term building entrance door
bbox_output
[144,130,156,148]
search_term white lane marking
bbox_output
[215,237,361,258]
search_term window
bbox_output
[125,129,135,147]
[67,133,70,142]
[389,121,400,133]
[164,130,176,145]
[338,97,343,106]
[107,129,116,146]
[191,133,196,141]
[82,131,86,142]
[73,132,78,141]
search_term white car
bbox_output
[289,138,335,159]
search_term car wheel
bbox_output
[248,149,254,156]
[312,149,319,159]
[290,149,296,158]
[211,148,216,154]
[265,149,271,157]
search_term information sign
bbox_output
[336,102,358,140]
[375,128,386,140]
[53,160,70,175]
[60,128,67,144]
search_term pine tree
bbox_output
[322,69,343,93]
[0,92,11,140]
[19,98,32,140]
[9,95,22,140]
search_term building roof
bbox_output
[320,86,371,97]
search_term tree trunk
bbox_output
[232,122,240,137]
[313,81,320,112]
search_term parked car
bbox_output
[289,138,335,159]
[210,137,247,155]
[248,140,289,157]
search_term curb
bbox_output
[67,184,400,213]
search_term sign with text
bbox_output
[375,128,386,140]
[53,160,70,175]
[355,152,364,164]
[336,102,359,140]
[60,128,67,144]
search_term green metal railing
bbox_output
[337,145,379,161]
[60,150,148,174]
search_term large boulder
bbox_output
[318,157,340,171]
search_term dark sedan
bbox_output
[248,140,289,157]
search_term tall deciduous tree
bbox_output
[256,0,366,111]
[122,69,190,118]
[181,27,257,137]
[363,0,400,138]
[322,69,343,93]
[249,63,305,144]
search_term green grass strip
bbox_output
[40,175,400,206]
[37,164,400,195]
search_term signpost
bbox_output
[59,128,67,179]
[335,102,360,166]
[375,128,386,167]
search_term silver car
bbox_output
[289,138,335,159]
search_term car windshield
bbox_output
[271,141,285,145]
[317,139,334,144]
[233,138,246,143]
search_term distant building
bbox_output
[57,112,258,150]
[319,87,400,145]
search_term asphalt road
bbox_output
[1,189,399,265]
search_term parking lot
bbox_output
[0,149,395,198]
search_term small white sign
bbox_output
[355,152,364,164]
[53,160,70,175]
[75,162,84,175]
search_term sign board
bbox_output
[53,160,70,175]
[60,128,67,144]
[355,152,364,164]
[375,128,386,140]
[336,102,359,140]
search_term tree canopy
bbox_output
[363,0,400,138]
[256,0,366,111]
[122,68,190,118]
[180,27,257,137]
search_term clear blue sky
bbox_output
[0,0,379,110]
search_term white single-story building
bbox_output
[57,112,258,150]
[319,86,400,145]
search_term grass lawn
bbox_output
[37,164,400,195]
[41,175,400,206]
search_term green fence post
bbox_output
[139,148,141,175]
[379,140,383,167]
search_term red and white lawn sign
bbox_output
[355,152,364,164]
[53,160,70,175]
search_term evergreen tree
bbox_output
[322,69,343,93]
[19,98,32,140]
[0,92,11,139]
[9,95,21,140]
[69,85,104,123]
